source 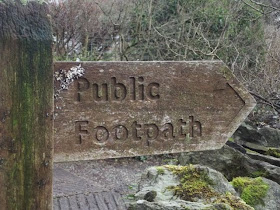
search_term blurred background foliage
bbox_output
[49,0,280,120]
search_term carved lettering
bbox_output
[94,126,109,142]
[92,83,108,101]
[111,77,127,101]
[178,119,187,138]
[113,125,128,140]
[162,123,175,140]
[75,76,160,102]
[130,77,136,100]
[76,78,90,101]
[144,124,159,146]
[74,117,202,146]
[189,116,202,137]
[132,121,142,141]
[147,83,160,100]
[75,121,89,144]
[138,77,144,100]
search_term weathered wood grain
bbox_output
[0,1,53,209]
[53,61,256,162]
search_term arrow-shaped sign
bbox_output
[53,61,256,162]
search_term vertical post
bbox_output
[0,1,53,209]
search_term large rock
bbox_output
[133,166,179,202]
[179,145,250,180]
[233,121,265,146]
[257,178,280,210]
[232,121,280,150]
[129,165,280,210]
[178,145,280,184]
[259,127,280,148]
[247,152,280,167]
[226,141,246,154]
[129,200,229,210]
[136,165,236,199]
[128,165,253,210]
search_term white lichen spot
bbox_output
[54,64,85,98]
[162,115,171,124]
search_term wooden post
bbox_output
[0,1,53,209]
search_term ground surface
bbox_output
[53,155,177,210]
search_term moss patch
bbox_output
[156,166,165,175]
[228,137,234,142]
[214,192,253,210]
[245,148,258,154]
[231,177,269,207]
[266,148,280,158]
[164,165,254,210]
[250,170,269,178]
[165,165,217,201]
[220,66,233,81]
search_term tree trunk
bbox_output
[0,1,53,209]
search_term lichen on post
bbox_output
[0,0,53,209]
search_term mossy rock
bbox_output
[266,148,280,158]
[165,165,253,210]
[164,165,218,201]
[131,165,253,210]
[156,166,165,175]
[250,170,269,178]
[213,192,253,210]
[231,177,269,207]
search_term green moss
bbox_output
[165,165,217,201]
[266,148,280,158]
[156,166,165,175]
[219,66,233,81]
[231,177,269,207]
[126,194,136,200]
[128,184,137,190]
[4,37,52,209]
[185,133,191,142]
[250,170,268,178]
[214,192,253,210]
[228,137,234,142]
[245,148,258,154]
[164,165,254,209]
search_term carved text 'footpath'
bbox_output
[75,116,202,146]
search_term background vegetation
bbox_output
[49,0,280,119]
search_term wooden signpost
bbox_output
[0,1,256,209]
[0,1,53,209]
[53,61,256,162]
